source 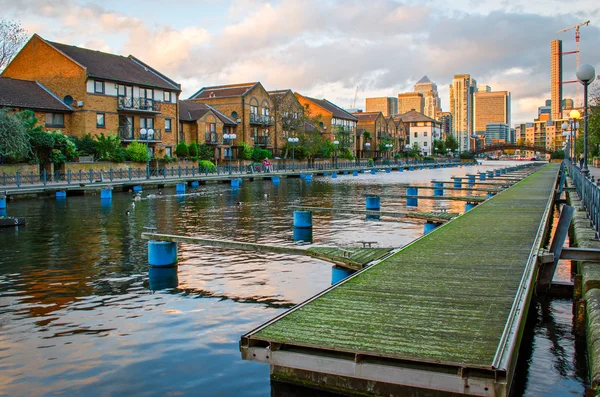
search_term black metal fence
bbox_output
[567,161,600,237]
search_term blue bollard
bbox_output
[433,182,444,197]
[300,173,306,179]
[399,168,403,172]
[409,167,415,171]
[465,202,477,211]
[343,171,348,175]
[365,196,380,211]
[487,192,495,198]
[501,168,506,174]
[176,183,186,194]
[305,174,313,183]
[359,169,365,173]
[293,227,313,243]
[148,241,178,267]
[479,173,486,180]
[424,221,440,234]
[371,169,377,175]
[454,178,462,188]
[191,181,199,188]
[487,171,494,179]
[293,210,312,228]
[271,177,280,184]
[468,175,476,185]
[386,168,391,173]
[495,169,501,176]
[133,185,143,193]
[231,179,240,188]
[148,266,178,290]
[56,191,66,200]
[331,266,354,285]
[0,209,6,217]
[0,195,6,209]
[100,188,112,200]
[323,172,329,176]
[332,172,337,178]
[406,187,418,207]
[353,171,359,176]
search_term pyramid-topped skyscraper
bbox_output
[414,75,442,119]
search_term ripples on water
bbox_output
[0,162,586,396]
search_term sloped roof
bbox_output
[416,75,431,84]
[179,100,237,126]
[189,82,258,100]
[46,39,180,91]
[0,77,72,112]
[397,110,439,123]
[268,89,291,99]
[353,112,382,123]
[302,95,358,121]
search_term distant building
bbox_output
[449,74,477,152]
[398,92,424,115]
[550,40,562,121]
[477,85,491,93]
[365,97,397,117]
[413,76,441,119]
[473,90,511,135]
[397,110,442,156]
[439,112,452,138]
[484,123,510,145]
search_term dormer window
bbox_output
[209,92,216,98]
[94,81,104,94]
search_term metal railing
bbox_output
[117,97,161,112]
[0,158,465,188]
[252,135,270,146]
[249,113,274,125]
[567,161,600,237]
[119,127,162,142]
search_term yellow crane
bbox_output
[556,20,590,106]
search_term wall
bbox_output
[64,161,148,173]
[0,163,39,176]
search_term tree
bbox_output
[0,19,27,71]
[433,139,446,156]
[0,108,31,161]
[445,134,458,153]
[125,141,149,162]
[94,133,123,162]
[175,142,188,158]
[197,143,213,161]
[188,142,199,159]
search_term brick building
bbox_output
[268,89,305,156]
[2,34,182,158]
[353,112,386,159]
[398,92,424,115]
[365,97,398,117]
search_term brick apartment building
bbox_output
[268,89,305,156]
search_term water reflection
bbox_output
[148,266,178,291]
[292,227,313,243]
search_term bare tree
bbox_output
[0,19,27,71]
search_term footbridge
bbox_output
[471,143,555,155]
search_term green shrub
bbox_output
[251,147,271,162]
[162,155,177,163]
[175,142,188,158]
[367,158,374,166]
[460,151,475,160]
[550,150,565,159]
[198,160,216,173]
[188,142,199,158]
[70,134,95,156]
[94,133,122,161]
[197,143,213,161]
[339,148,354,160]
[240,143,253,160]
[125,141,149,162]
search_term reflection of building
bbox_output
[449,74,477,152]
[397,110,442,156]
[413,76,441,119]
[398,92,424,115]
[365,97,398,117]
[550,40,562,121]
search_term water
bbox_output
[0,162,586,396]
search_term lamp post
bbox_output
[364,142,371,162]
[569,109,581,165]
[288,136,299,171]
[385,143,393,165]
[405,144,411,164]
[333,140,339,168]
[561,122,571,161]
[223,133,237,174]
[577,64,596,175]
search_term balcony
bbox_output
[250,113,274,126]
[117,97,161,113]
[252,135,270,146]
[205,133,218,145]
[119,127,162,142]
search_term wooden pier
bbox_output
[288,206,459,223]
[240,164,558,396]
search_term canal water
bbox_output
[0,161,587,396]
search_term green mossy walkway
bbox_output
[249,164,558,368]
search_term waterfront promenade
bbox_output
[241,164,559,396]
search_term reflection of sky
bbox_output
[0,161,574,396]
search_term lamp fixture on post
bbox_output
[223,133,237,174]
[333,140,339,169]
[576,64,596,175]
[405,144,411,164]
[569,109,581,165]
[364,142,371,160]
[287,137,299,171]
[561,122,571,161]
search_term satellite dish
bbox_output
[63,95,74,105]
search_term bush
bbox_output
[198,160,216,173]
[175,142,188,158]
[339,148,354,160]
[239,143,253,160]
[188,142,199,158]
[197,143,213,161]
[251,147,271,163]
[162,155,177,163]
[70,134,96,157]
[94,133,122,162]
[550,150,565,160]
[125,141,149,162]
[460,151,475,160]
[423,156,434,161]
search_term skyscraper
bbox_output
[550,40,562,121]
[449,74,477,151]
[473,90,511,135]
[398,92,424,114]
[365,97,398,117]
[413,75,442,119]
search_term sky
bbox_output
[2,0,600,124]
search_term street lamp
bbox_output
[287,136,299,171]
[364,142,371,161]
[561,122,571,161]
[576,64,596,175]
[405,144,411,164]
[569,109,581,164]
[333,140,339,168]
[223,133,237,174]
[385,143,393,165]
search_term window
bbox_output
[165,147,173,157]
[45,113,64,127]
[424,131,428,137]
[141,88,154,100]
[250,105,258,115]
[94,81,105,94]
[96,113,105,128]
[165,118,172,132]
[424,141,428,146]
[163,91,171,102]
[140,118,154,129]
[414,132,418,138]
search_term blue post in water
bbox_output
[100,188,112,200]
[433,182,444,197]
[343,171,348,175]
[231,179,240,188]
[176,183,186,194]
[480,172,486,181]
[271,177,280,184]
[495,169,501,176]
[406,187,418,207]
[191,181,199,188]
[293,210,312,229]
[323,171,329,176]
[0,195,6,210]
[331,266,354,285]
[148,241,178,267]
[332,172,337,179]
[465,202,477,211]
[468,175,476,186]
[305,174,313,182]
[353,170,359,176]
[148,266,178,290]
[365,196,380,211]
[399,168,403,172]
[56,191,66,200]
[423,221,440,234]
[293,227,313,243]
[370,169,377,175]
[133,185,143,193]
[487,192,495,198]
[299,173,306,179]
[501,168,507,174]
[487,171,494,179]
[454,177,462,188]
[359,169,365,173]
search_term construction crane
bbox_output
[557,20,590,106]
[351,86,358,109]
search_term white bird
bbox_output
[131,202,136,209]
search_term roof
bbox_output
[416,75,431,84]
[179,100,237,126]
[301,95,358,121]
[0,77,72,112]
[397,110,439,123]
[189,82,258,100]
[268,89,291,99]
[353,112,382,123]
[45,39,180,91]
